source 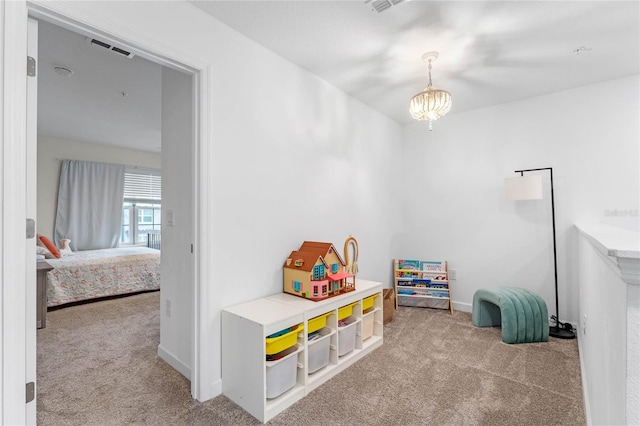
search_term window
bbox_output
[313,264,325,280]
[292,280,301,292]
[121,202,161,244]
[313,285,319,297]
[331,263,339,273]
[322,285,327,295]
[120,168,161,245]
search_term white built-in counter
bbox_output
[576,224,639,426]
[577,224,639,282]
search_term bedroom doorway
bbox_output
[26,9,199,422]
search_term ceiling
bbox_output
[191,0,639,124]
[37,20,162,152]
[37,1,639,151]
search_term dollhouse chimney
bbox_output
[286,258,292,266]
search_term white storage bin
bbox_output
[337,316,357,356]
[265,345,299,399]
[362,310,375,341]
[308,327,332,374]
[398,294,450,310]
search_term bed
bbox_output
[45,246,160,307]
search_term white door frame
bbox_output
[1,2,216,420]
[1,1,29,423]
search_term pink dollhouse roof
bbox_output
[298,241,346,266]
[327,272,354,280]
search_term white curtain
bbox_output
[54,160,125,250]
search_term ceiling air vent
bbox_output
[365,0,404,13]
[87,37,135,59]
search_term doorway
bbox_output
[27,7,200,422]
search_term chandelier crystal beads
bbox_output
[409,51,452,131]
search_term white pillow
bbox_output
[36,245,55,259]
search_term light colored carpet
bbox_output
[37,291,586,425]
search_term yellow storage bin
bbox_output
[308,312,332,334]
[265,324,302,355]
[338,302,358,321]
[362,294,379,312]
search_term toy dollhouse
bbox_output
[283,241,355,300]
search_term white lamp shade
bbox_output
[505,175,543,200]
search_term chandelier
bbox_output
[409,51,452,131]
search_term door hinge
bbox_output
[26,218,35,239]
[26,382,35,403]
[27,56,36,77]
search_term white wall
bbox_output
[577,231,627,426]
[211,71,403,308]
[400,75,640,323]
[37,135,161,239]
[159,67,193,378]
[31,0,404,399]
[203,6,404,395]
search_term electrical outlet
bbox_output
[582,314,587,335]
[449,269,458,280]
[166,299,172,317]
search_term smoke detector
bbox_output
[86,37,135,58]
[53,66,73,77]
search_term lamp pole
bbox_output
[515,167,575,339]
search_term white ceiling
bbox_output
[191,0,639,124]
[37,1,639,150]
[37,20,162,152]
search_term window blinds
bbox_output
[123,167,161,203]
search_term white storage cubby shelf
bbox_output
[222,279,383,423]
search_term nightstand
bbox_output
[36,261,53,329]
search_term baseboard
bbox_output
[577,329,593,426]
[453,300,472,313]
[197,378,222,402]
[158,344,191,380]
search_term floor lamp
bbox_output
[505,167,576,339]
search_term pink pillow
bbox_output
[37,235,60,259]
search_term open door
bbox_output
[0,1,32,423]
[25,16,39,425]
